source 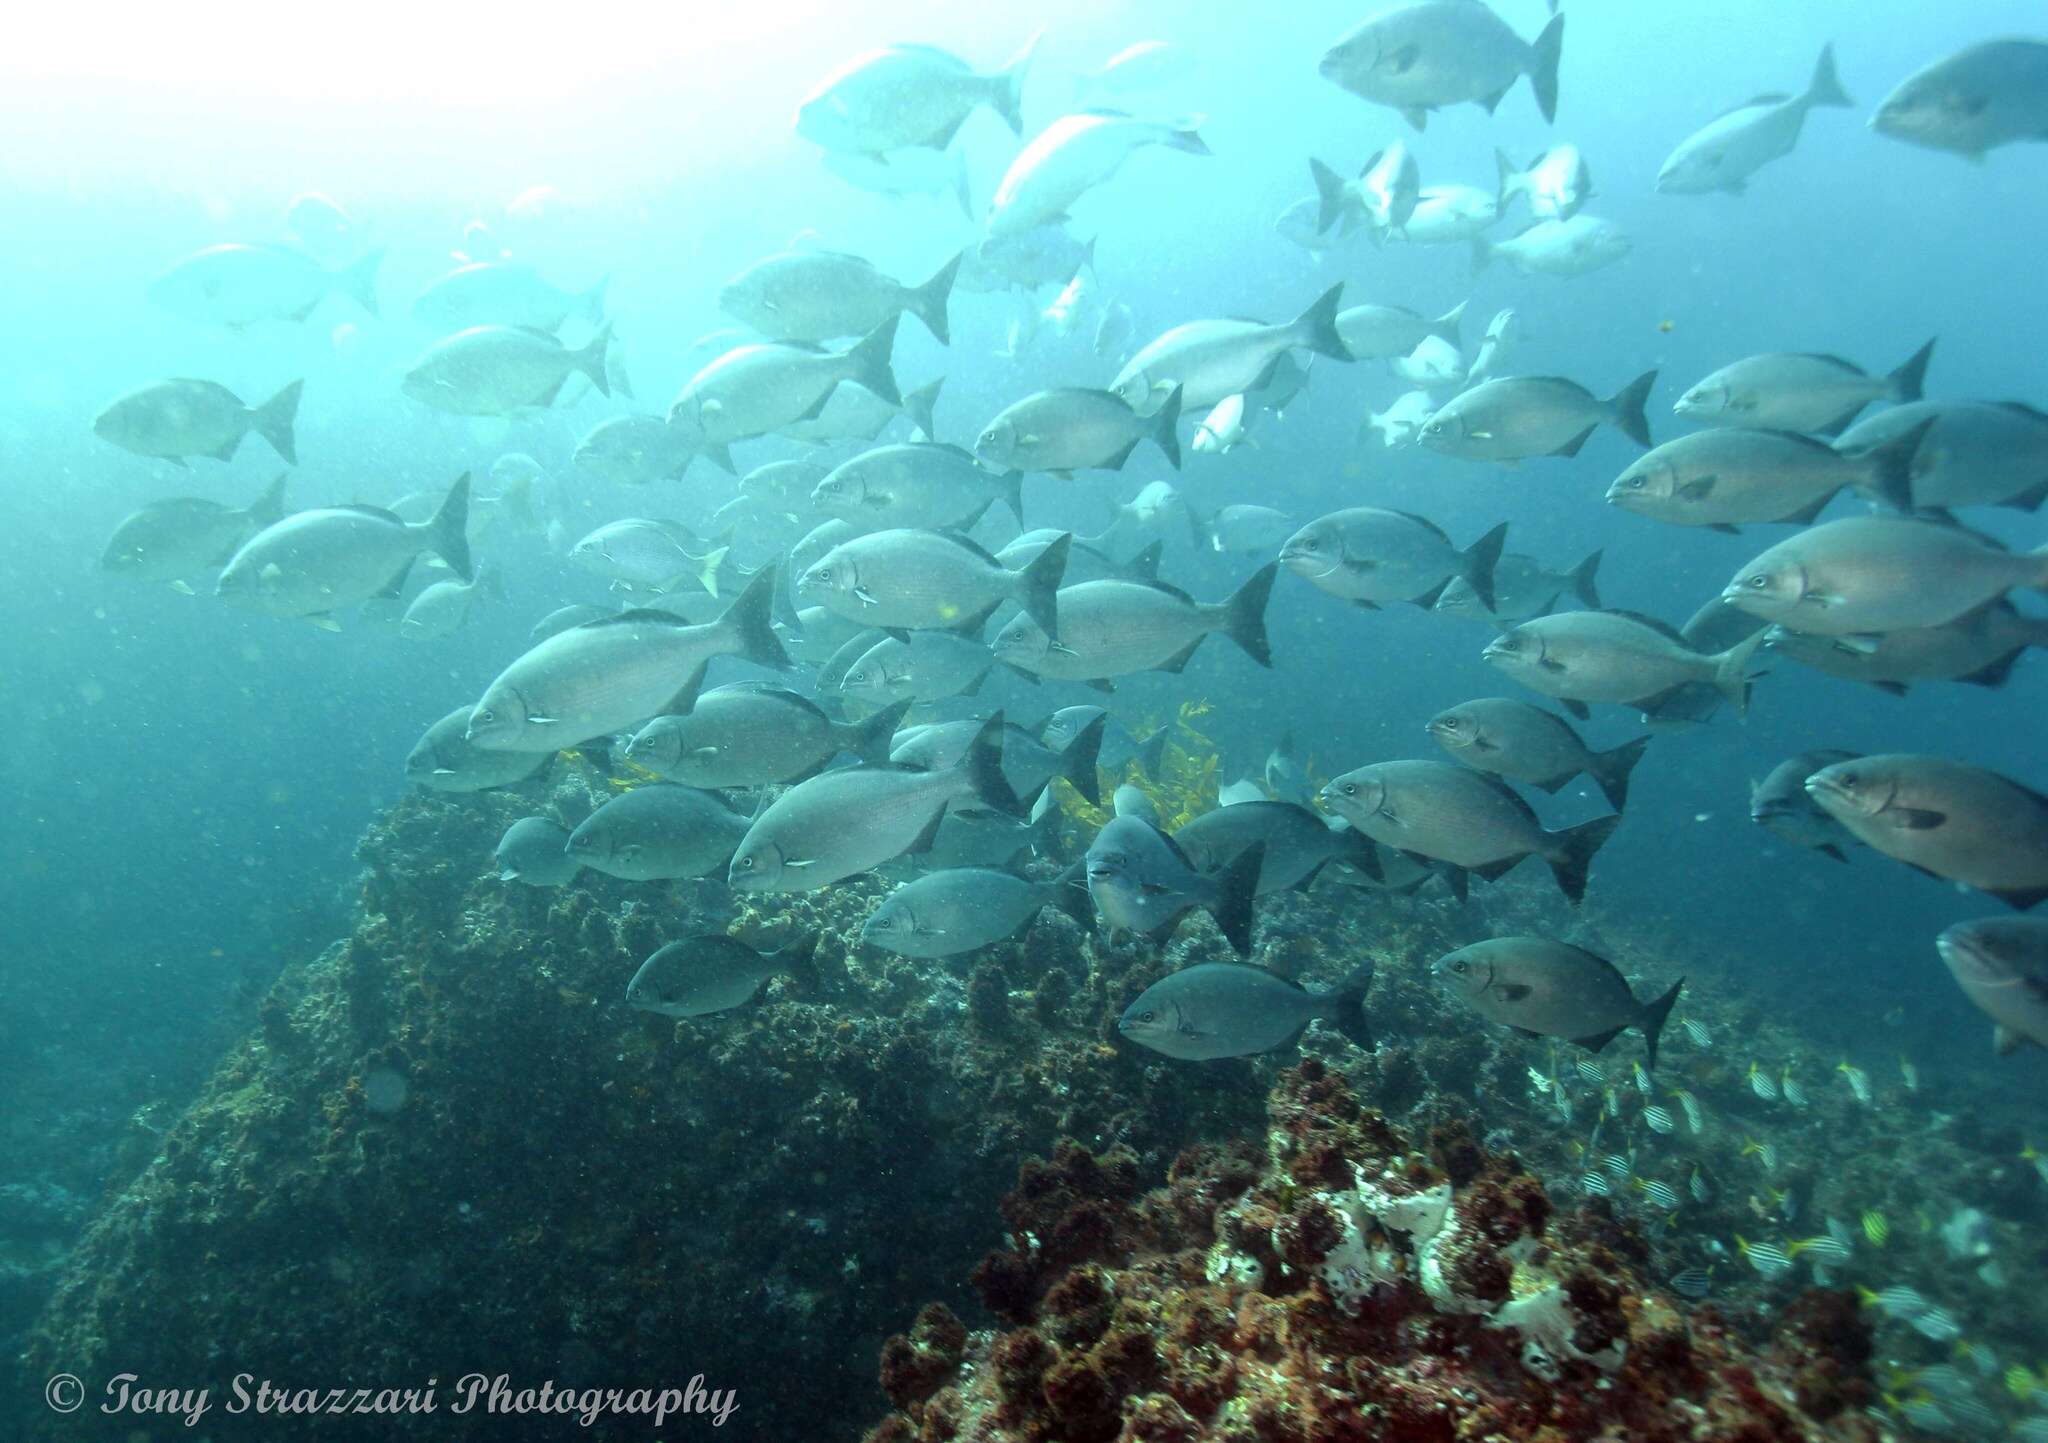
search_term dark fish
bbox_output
[1434,549,1602,628]
[495,817,582,886]
[993,566,1276,684]
[1119,960,1375,1060]
[1482,610,1767,722]
[1936,918,2048,1054]
[566,784,752,881]
[1421,372,1656,461]
[1805,754,2048,910]
[627,933,819,1018]
[1835,400,2048,512]
[404,707,549,792]
[102,472,289,585]
[1749,749,1862,863]
[974,386,1183,477]
[625,679,907,787]
[1433,937,1685,1067]
[1872,40,2048,158]
[1676,341,1933,437]
[798,528,1069,640]
[1172,801,1382,895]
[861,862,1093,958]
[1319,2,1565,130]
[1607,422,1922,529]
[1085,817,1264,955]
[1428,698,1649,811]
[1765,603,2048,696]
[891,712,1106,806]
[94,377,302,464]
[1280,507,1506,610]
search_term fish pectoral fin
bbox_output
[1048,641,1081,657]
[854,587,880,606]
[527,715,558,725]
[783,858,816,869]
[1139,882,1173,897]
[169,579,196,596]
[1573,1025,1627,1053]
[1888,806,1946,830]
[1510,1026,1542,1038]
[1676,476,1716,500]
[1560,699,1591,721]
[904,805,949,856]
[306,613,342,632]
[1497,983,1533,1001]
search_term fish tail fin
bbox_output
[776,931,823,987]
[574,323,613,396]
[1430,299,1467,351]
[1638,977,1686,1070]
[1888,337,1935,404]
[1493,148,1523,209]
[1187,498,1214,552]
[246,470,290,527]
[249,379,303,465]
[902,376,942,440]
[476,561,507,603]
[1527,13,1565,124]
[1462,521,1509,613]
[992,30,1039,135]
[960,710,1026,817]
[1588,735,1650,813]
[1309,156,1348,234]
[335,245,384,317]
[992,467,1026,525]
[1469,234,1494,275]
[1135,726,1169,779]
[840,697,912,766]
[1713,627,1770,716]
[908,251,960,345]
[1015,531,1070,639]
[1806,42,1853,109]
[1208,840,1265,957]
[1569,547,1604,608]
[951,147,975,219]
[845,315,902,407]
[1324,959,1377,1051]
[1547,812,1618,904]
[1167,117,1211,155]
[720,566,793,670]
[1049,858,1096,932]
[1218,562,1277,667]
[1607,369,1658,448]
[1858,415,1933,511]
[427,472,473,581]
[1151,383,1183,469]
[1292,281,1350,360]
[579,273,611,325]
[1055,711,1108,805]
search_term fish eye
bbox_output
[1746,574,1768,589]
[1625,475,1645,489]
[1139,1011,1155,1023]
[473,708,496,724]
[1339,783,1358,797]
[1439,717,1461,731]
[1835,771,1859,790]
[736,855,755,870]
[1451,961,1468,974]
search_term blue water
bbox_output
[3,0,2046,1420]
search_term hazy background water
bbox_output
[5,0,2047,1201]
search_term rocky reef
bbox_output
[863,1059,1883,1443]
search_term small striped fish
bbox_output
[1746,1062,1779,1101]
[1780,1071,1810,1107]
[1839,1061,1873,1103]
[1669,1266,1712,1298]
[1736,1236,1793,1278]
[1579,1170,1612,1197]
[1641,1104,1677,1134]
[1673,1089,1704,1134]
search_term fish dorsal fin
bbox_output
[933,529,1006,567]
[578,607,692,629]
[1473,768,1543,826]
[1154,823,1201,874]
[1785,352,1870,377]
[1602,608,1695,648]
[1077,106,1135,119]
[332,503,407,523]
[1117,575,1197,606]
[1044,387,1135,407]
[1387,508,1452,544]
[1995,401,2048,425]
[1574,1025,1627,1053]
[1716,92,1790,119]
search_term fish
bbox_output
[1600,1150,1630,1178]
[1086,817,1266,955]
[1781,1071,1811,1107]
[1900,1058,1920,1092]
[529,604,613,644]
[1804,754,2048,910]
[861,862,1093,958]
[1750,750,1862,861]
[821,147,973,213]
[1191,395,1253,456]
[467,568,789,753]
[1421,372,1657,461]
[1676,340,1935,437]
[729,713,1023,892]
[1735,1237,1794,1279]
[1119,958,1375,1059]
[1309,143,1420,239]
[1657,45,1854,195]
[1391,335,1467,390]
[625,681,906,788]
[1669,1266,1713,1298]
[1577,1059,1607,1085]
[400,565,498,641]
[1041,270,1093,337]
[404,706,551,793]
[974,386,1182,476]
[991,566,1276,685]
[1464,307,1522,389]
[217,473,471,626]
[1937,917,2048,1054]
[626,933,819,1019]
[1642,1105,1677,1135]
[1496,144,1592,221]
[1482,610,1767,722]
[1112,284,1351,414]
[1113,784,1162,826]
[1431,937,1683,1063]
[779,376,930,446]
[966,225,1095,294]
[1427,697,1648,811]
[1607,422,1922,530]
[1319,2,1564,130]
[1634,1177,1680,1209]
[101,472,289,586]
[1578,1170,1612,1197]
[1395,185,1500,244]
[1741,1137,1780,1172]
[669,321,900,446]
[1746,1061,1779,1100]
[1093,300,1135,358]
[411,261,607,334]
[1196,506,1295,557]
[1680,1018,1712,1048]
[1265,734,1314,808]
[811,443,1023,532]
[742,459,834,513]
[798,528,1069,639]
[570,520,729,598]
[1433,550,1604,629]
[719,249,958,344]
[1632,1060,1652,1095]
[1334,299,1464,361]
[1471,215,1630,277]
[1365,390,1437,449]
[841,630,997,706]
[574,415,705,486]
[1871,40,2048,158]
[1326,763,1619,903]
[1280,508,1506,611]
[1172,801,1382,896]
[1076,40,1193,98]
[1688,1166,1712,1202]
[1835,400,2048,512]
[93,378,302,465]
[890,713,1105,807]
[1840,1063,1873,1104]
[494,817,581,886]
[566,784,752,881]
[795,38,1034,156]
[401,324,610,416]
[147,242,381,328]
[1730,516,2048,641]
[986,111,1209,238]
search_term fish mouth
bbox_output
[1717,583,1749,606]
[1278,547,1338,579]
